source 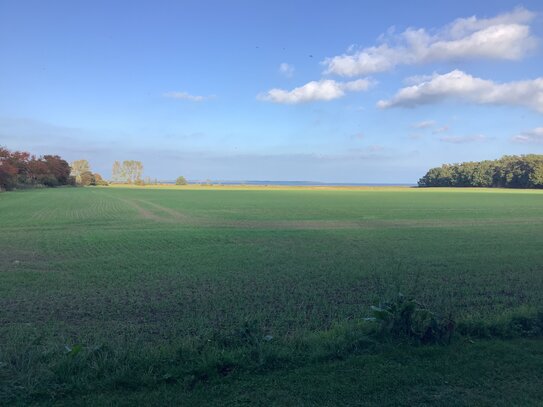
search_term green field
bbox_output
[1,186,543,405]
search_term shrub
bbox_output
[176,176,188,185]
[91,173,109,186]
[367,293,455,344]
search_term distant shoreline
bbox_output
[107,183,417,192]
[161,180,416,187]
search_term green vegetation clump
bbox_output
[367,294,455,344]
[176,176,188,185]
[419,154,543,188]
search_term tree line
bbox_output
[0,146,73,191]
[0,146,140,191]
[418,155,543,188]
[73,159,148,185]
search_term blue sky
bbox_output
[1,0,542,183]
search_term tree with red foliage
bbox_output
[43,155,71,186]
[0,146,74,191]
[0,147,19,190]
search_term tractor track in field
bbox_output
[85,189,543,231]
[135,199,191,221]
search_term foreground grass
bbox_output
[1,186,542,404]
[67,339,543,407]
[3,310,542,405]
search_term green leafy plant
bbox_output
[367,293,455,344]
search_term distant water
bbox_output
[163,180,415,187]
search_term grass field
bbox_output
[1,186,543,405]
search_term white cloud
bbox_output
[258,78,373,104]
[163,91,214,102]
[445,6,534,38]
[404,74,436,85]
[512,127,543,143]
[279,63,295,77]
[440,134,487,143]
[323,7,537,76]
[412,120,436,129]
[377,70,543,113]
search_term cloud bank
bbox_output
[323,7,536,76]
[377,70,543,112]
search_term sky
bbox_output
[1,0,542,183]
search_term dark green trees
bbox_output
[418,155,543,188]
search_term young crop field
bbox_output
[1,186,543,405]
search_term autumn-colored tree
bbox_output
[43,155,71,185]
[111,161,122,182]
[0,147,19,190]
[9,151,32,184]
[0,146,73,190]
[80,171,94,186]
[91,173,109,186]
[27,158,52,185]
[110,160,144,183]
[121,160,143,183]
[70,160,91,184]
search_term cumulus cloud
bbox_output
[512,127,543,143]
[377,70,543,112]
[279,63,295,77]
[440,134,487,143]
[258,78,373,104]
[163,91,214,101]
[323,7,537,76]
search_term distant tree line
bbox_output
[418,155,543,188]
[0,146,73,191]
[111,160,144,184]
[0,147,111,191]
